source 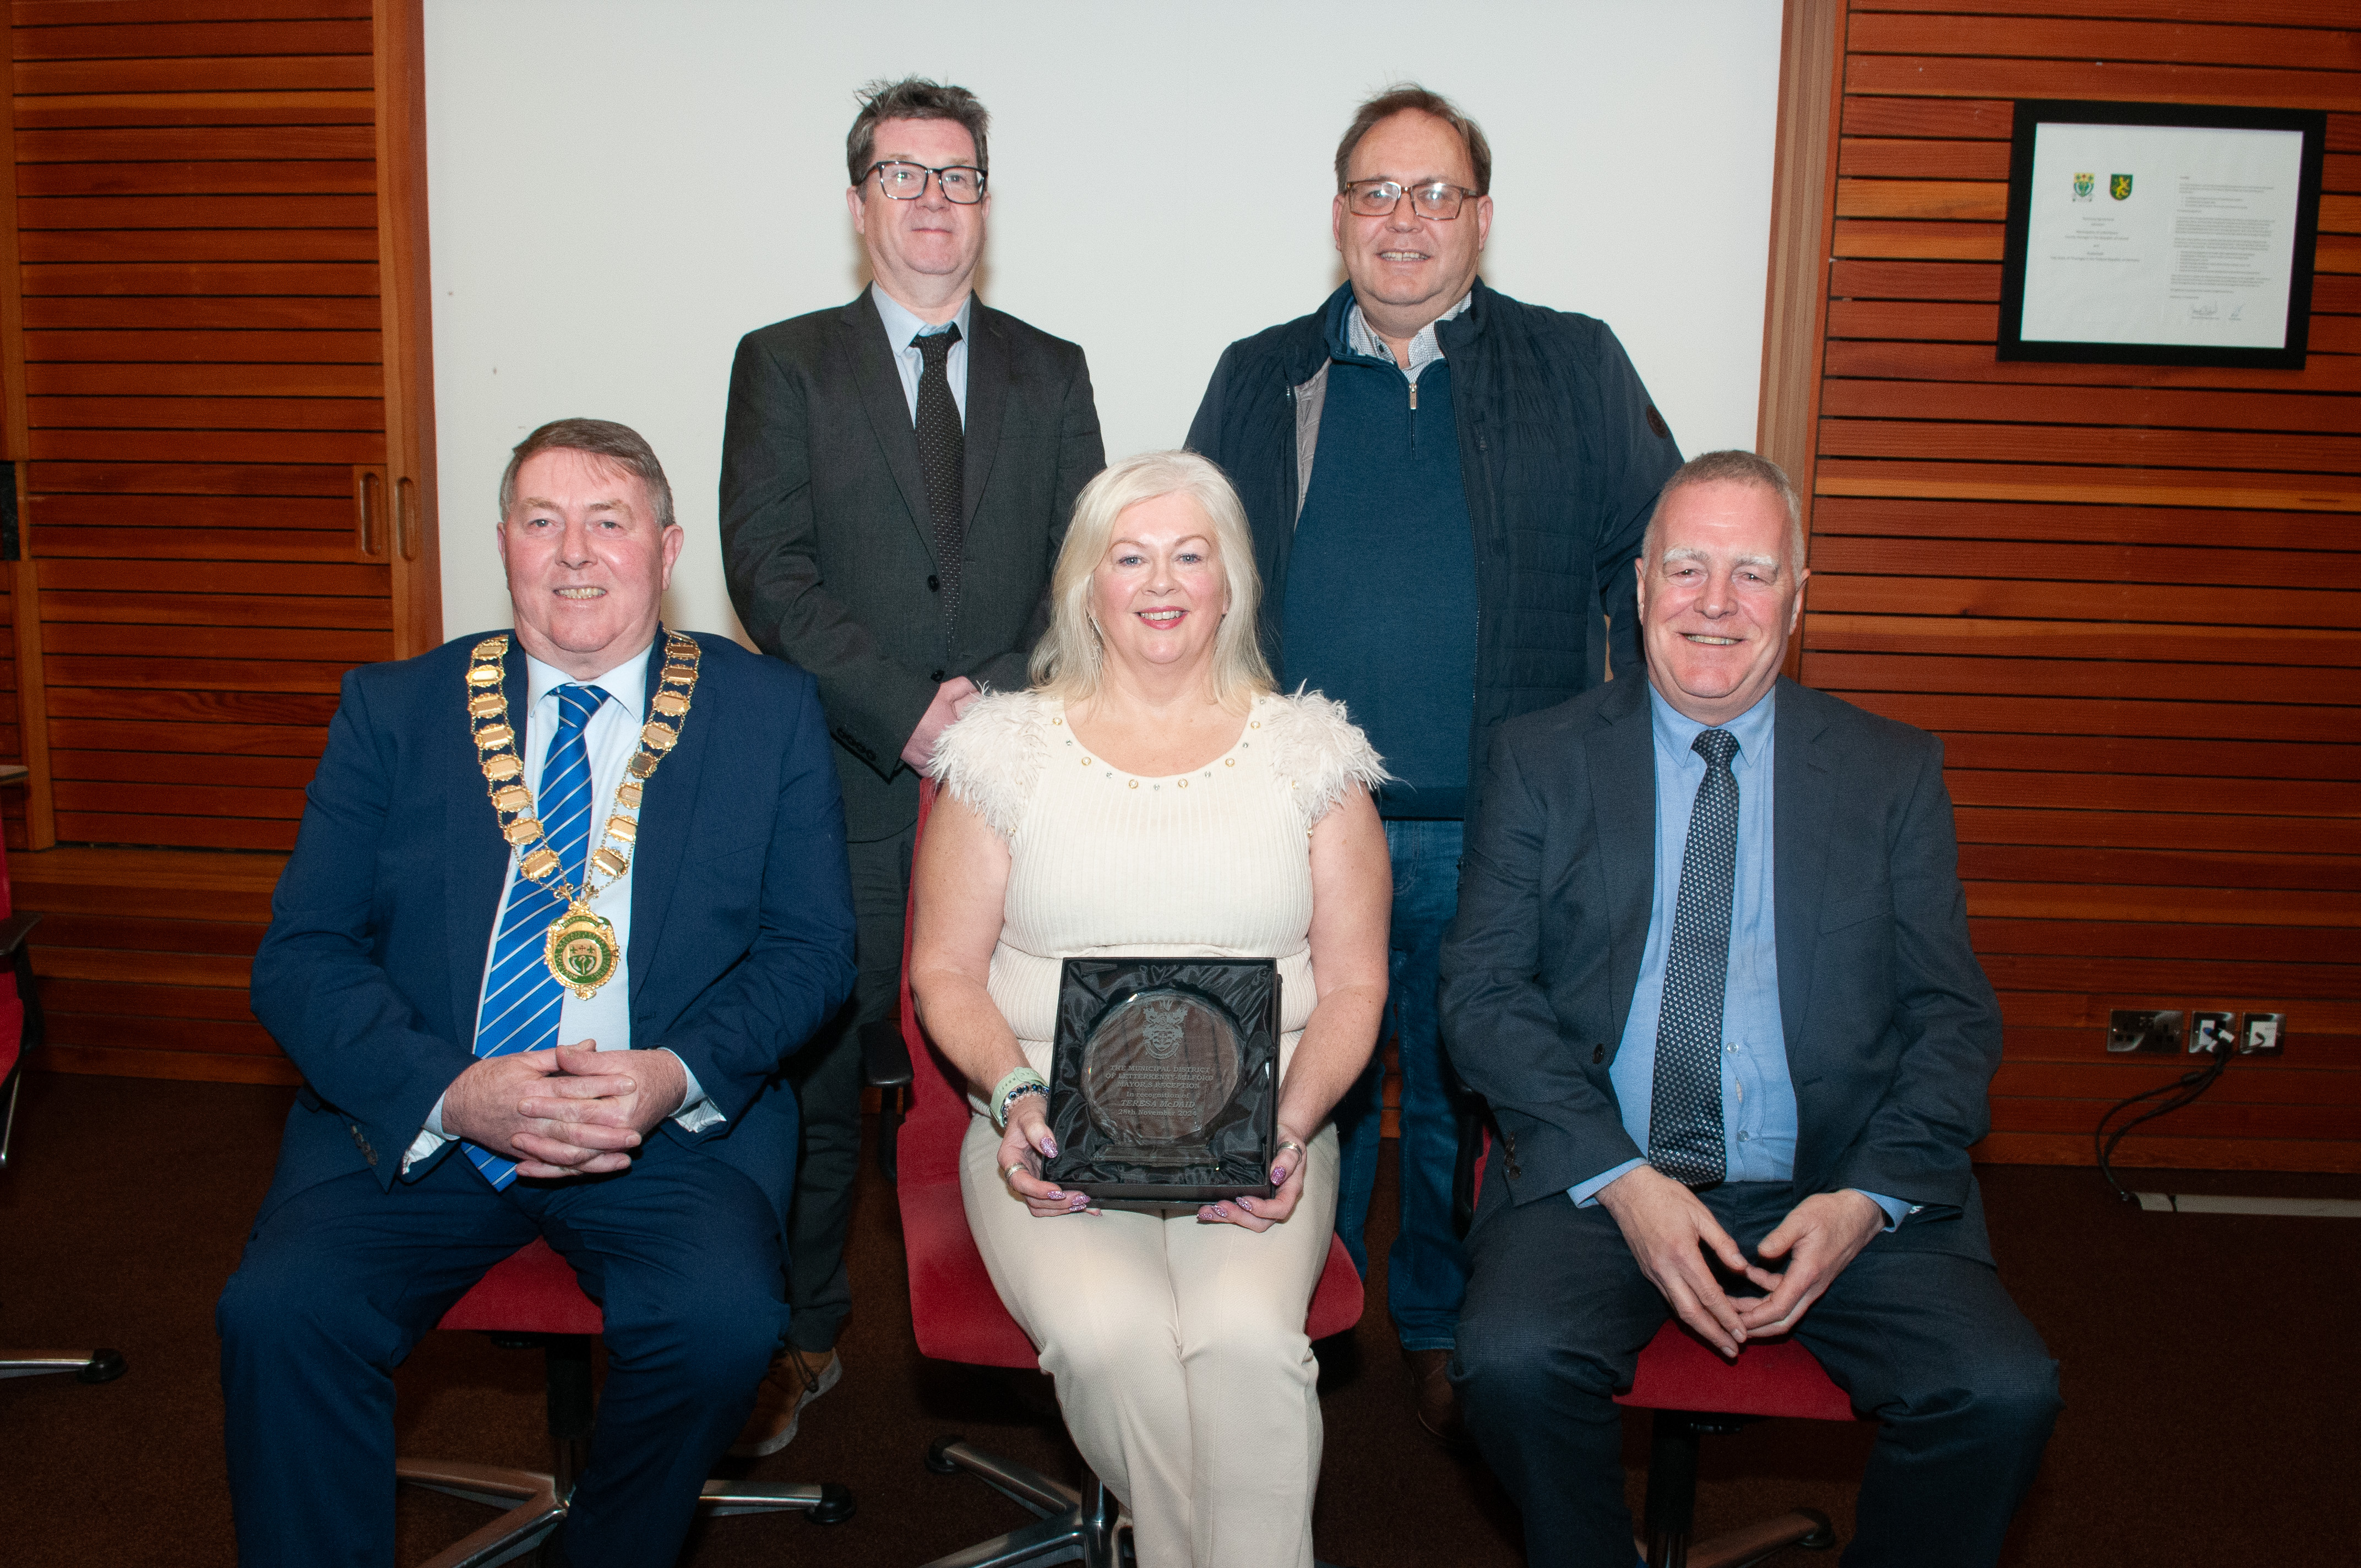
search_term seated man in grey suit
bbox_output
[1441,450,2059,1568]
[718,77,1103,1451]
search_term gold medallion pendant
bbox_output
[544,901,620,1000]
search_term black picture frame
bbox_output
[1040,956,1280,1211]
[1996,99,2326,368]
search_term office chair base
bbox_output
[0,1346,126,1382]
[921,1435,1130,1567]
[1644,1505,1835,1568]
[399,1459,853,1568]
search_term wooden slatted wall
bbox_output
[1797,2,2359,1170]
[0,0,436,1085]
[10,0,389,853]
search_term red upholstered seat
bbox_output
[1618,1320,1856,1422]
[438,1237,605,1337]
[896,779,1364,1375]
[1470,1127,1853,1420]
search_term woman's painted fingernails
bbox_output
[1043,1140,1058,1157]
[1238,1197,1255,1210]
[1271,1166,1287,1183]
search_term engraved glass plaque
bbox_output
[1042,957,1280,1209]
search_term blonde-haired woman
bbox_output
[911,450,1390,1568]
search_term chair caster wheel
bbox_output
[926,1435,965,1474]
[1797,1507,1836,1549]
[808,1483,855,1525]
[78,1349,126,1384]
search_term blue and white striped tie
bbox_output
[466,682,606,1190]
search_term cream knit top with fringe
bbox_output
[928,687,1387,1074]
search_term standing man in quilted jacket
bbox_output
[1186,83,1682,1444]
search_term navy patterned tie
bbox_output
[465,683,606,1190]
[913,325,965,632]
[1648,728,1739,1187]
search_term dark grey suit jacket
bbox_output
[720,288,1104,842]
[1439,676,2003,1260]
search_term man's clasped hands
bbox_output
[440,1043,689,1179]
[1597,1163,1888,1357]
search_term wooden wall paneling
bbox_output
[1759,0,1847,530]
[13,1,391,853]
[0,13,52,850]
[8,843,295,1087]
[3,0,429,1083]
[372,0,436,657]
[1770,2,2361,1171]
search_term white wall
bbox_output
[425,0,1785,644]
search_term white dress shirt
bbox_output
[872,286,972,423]
[404,638,718,1173]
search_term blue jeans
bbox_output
[1332,818,1471,1351]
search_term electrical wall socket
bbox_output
[2188,1011,2236,1054]
[2107,1009,2183,1054]
[2240,1013,2286,1056]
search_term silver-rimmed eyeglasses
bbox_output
[1342,179,1479,220]
[866,160,987,204]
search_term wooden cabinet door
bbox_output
[0,0,438,853]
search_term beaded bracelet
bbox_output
[990,1066,1049,1130]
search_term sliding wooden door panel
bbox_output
[0,0,432,1085]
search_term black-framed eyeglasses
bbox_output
[865,159,987,204]
[1342,179,1479,220]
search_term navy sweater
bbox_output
[1282,351,1477,819]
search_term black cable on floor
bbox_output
[2093,1039,2236,1205]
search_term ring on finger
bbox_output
[1276,1139,1307,1159]
[1003,1162,1027,1183]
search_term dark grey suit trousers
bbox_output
[1453,1179,2060,1568]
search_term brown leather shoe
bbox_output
[1405,1348,1471,1450]
[730,1346,842,1458]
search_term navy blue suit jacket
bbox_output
[248,630,857,1228]
[1439,676,2002,1261]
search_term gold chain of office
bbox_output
[465,630,701,1000]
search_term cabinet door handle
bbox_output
[396,475,418,562]
[354,467,383,557]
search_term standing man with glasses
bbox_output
[1187,84,1683,1446]
[720,77,1104,1455]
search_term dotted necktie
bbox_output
[1648,727,1739,1187]
[466,683,606,1190]
[913,325,965,633]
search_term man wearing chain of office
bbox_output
[219,418,857,1568]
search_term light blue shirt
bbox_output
[1343,288,1470,383]
[1570,685,1909,1230]
[871,287,971,424]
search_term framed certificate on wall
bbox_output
[1997,100,2327,368]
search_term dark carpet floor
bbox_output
[2,1072,2356,1566]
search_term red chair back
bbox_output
[896,780,1363,1368]
[1471,1127,1854,1422]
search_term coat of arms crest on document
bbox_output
[2071,172,2095,201]
[2109,173,2134,201]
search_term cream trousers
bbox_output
[960,1113,1341,1568]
